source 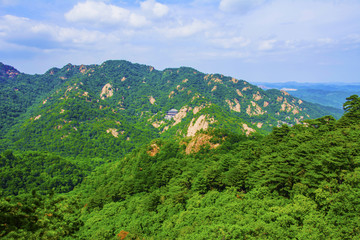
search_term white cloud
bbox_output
[0,15,42,40]
[129,13,148,27]
[65,1,130,23]
[65,1,149,27]
[219,0,266,13]
[0,15,29,31]
[160,19,212,38]
[140,0,169,18]
[0,14,106,48]
[258,39,277,51]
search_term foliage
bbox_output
[0,60,342,157]
[2,102,359,238]
[0,61,359,239]
[0,151,101,196]
[341,94,360,123]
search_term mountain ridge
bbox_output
[0,60,343,158]
[1,61,360,239]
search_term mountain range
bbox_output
[1,60,360,239]
[0,60,342,158]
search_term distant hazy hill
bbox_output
[255,81,360,109]
[0,60,342,158]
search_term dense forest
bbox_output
[0,61,358,239]
[1,94,359,239]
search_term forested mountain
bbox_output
[1,95,360,239]
[0,60,342,158]
[0,60,357,239]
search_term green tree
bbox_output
[339,94,360,124]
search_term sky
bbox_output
[0,0,359,83]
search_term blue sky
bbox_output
[0,0,359,83]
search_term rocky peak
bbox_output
[0,62,20,79]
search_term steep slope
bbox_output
[2,98,359,239]
[71,113,360,239]
[0,63,67,137]
[0,60,341,158]
[4,78,158,158]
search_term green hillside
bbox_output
[0,95,359,239]
[0,60,342,158]
[0,60,356,239]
